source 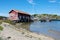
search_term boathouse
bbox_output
[9,10,32,22]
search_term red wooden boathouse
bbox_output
[9,10,33,22]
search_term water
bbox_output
[30,21,60,40]
[16,21,60,40]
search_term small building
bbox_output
[9,10,33,23]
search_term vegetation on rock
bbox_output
[32,14,60,20]
[0,26,3,31]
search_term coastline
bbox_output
[0,22,55,40]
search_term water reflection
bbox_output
[30,21,60,40]
[15,22,31,30]
[15,21,60,40]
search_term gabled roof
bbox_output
[9,9,30,15]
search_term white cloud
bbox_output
[27,0,35,5]
[49,0,56,3]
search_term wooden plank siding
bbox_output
[9,10,32,22]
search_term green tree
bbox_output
[32,14,38,17]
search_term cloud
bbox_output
[27,0,35,5]
[49,0,56,3]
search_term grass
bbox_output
[0,19,16,26]
[3,20,16,25]
[0,20,3,24]
[0,20,13,24]
[0,26,3,31]
[3,20,12,24]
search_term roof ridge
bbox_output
[9,9,30,15]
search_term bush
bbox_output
[0,26,3,31]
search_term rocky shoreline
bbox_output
[0,22,55,40]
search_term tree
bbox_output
[32,14,38,17]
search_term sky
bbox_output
[0,0,60,17]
